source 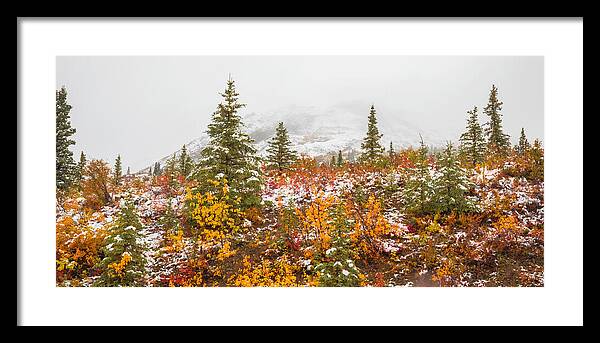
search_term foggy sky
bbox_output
[56,56,543,171]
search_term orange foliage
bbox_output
[348,194,393,260]
[56,214,108,282]
[81,159,113,210]
[295,190,337,254]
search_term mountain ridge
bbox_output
[139,105,445,173]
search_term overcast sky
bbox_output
[56,56,543,171]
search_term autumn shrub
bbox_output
[501,147,544,183]
[348,194,393,261]
[275,199,302,253]
[295,190,337,255]
[228,254,300,287]
[432,254,465,286]
[163,260,205,287]
[186,178,242,238]
[480,189,516,222]
[56,214,108,283]
[81,159,113,210]
[243,206,264,227]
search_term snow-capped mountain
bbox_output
[143,105,444,172]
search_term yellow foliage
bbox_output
[108,252,132,277]
[432,256,461,286]
[216,241,237,261]
[229,255,299,287]
[349,194,392,259]
[493,215,521,235]
[425,213,442,234]
[296,190,337,253]
[164,229,185,253]
[187,178,241,235]
[56,214,108,281]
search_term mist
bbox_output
[56,56,543,171]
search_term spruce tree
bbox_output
[517,128,530,155]
[56,86,77,190]
[127,166,130,175]
[337,150,343,167]
[178,144,193,178]
[154,162,162,176]
[94,200,146,286]
[266,122,298,171]
[402,136,435,215]
[359,105,385,163]
[76,151,87,185]
[331,155,336,167]
[484,85,511,156]
[113,155,122,185]
[529,139,544,181]
[459,106,486,166]
[433,142,475,213]
[389,141,395,159]
[165,153,177,183]
[314,231,361,287]
[197,77,262,209]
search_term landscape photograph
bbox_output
[55,55,544,287]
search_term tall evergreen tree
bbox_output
[331,155,336,167]
[359,105,385,163]
[197,77,262,209]
[337,150,343,167]
[517,128,530,155]
[178,144,193,178]
[154,162,162,176]
[127,166,130,175]
[402,136,435,215]
[389,141,395,159]
[459,106,486,166]
[433,142,475,213]
[113,155,122,185]
[484,85,511,155]
[266,122,298,171]
[56,86,77,190]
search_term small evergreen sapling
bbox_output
[113,155,122,185]
[76,151,87,186]
[517,128,530,155]
[94,200,146,286]
[178,144,194,179]
[265,122,298,171]
[402,136,435,215]
[314,232,361,287]
[459,106,486,166]
[359,105,385,163]
[433,142,475,213]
